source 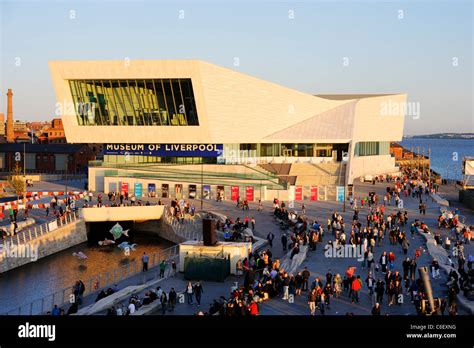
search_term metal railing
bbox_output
[163,206,202,241]
[0,211,80,250]
[2,243,180,315]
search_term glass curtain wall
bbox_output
[354,141,390,156]
[68,79,199,126]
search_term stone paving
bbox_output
[3,179,473,315]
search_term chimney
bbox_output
[6,89,14,143]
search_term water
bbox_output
[0,232,173,313]
[400,138,474,180]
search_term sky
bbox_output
[0,0,472,135]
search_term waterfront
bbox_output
[0,232,173,313]
[400,138,474,180]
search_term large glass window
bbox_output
[68,79,199,126]
[354,141,390,156]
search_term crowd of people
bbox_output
[40,164,472,317]
[201,166,468,316]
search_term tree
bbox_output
[8,163,26,200]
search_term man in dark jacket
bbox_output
[281,233,288,251]
[371,302,381,315]
[375,280,385,303]
[302,267,310,291]
[193,281,204,306]
[168,288,177,311]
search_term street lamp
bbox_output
[200,157,203,211]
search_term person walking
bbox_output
[307,288,317,315]
[185,281,194,304]
[365,272,375,295]
[159,260,166,278]
[375,280,385,304]
[402,238,410,255]
[251,217,256,231]
[141,252,149,272]
[351,275,362,303]
[168,288,177,311]
[160,291,168,315]
[281,233,288,251]
[193,281,204,307]
[380,251,388,273]
[171,260,177,277]
[302,267,310,291]
[266,232,274,248]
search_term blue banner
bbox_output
[104,144,223,157]
[134,183,142,197]
[336,186,345,202]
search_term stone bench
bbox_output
[430,193,449,207]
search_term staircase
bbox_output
[258,162,346,187]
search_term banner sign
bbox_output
[203,185,211,200]
[336,186,345,202]
[231,186,239,201]
[246,186,254,201]
[189,185,197,199]
[121,182,128,195]
[104,144,223,157]
[148,183,156,193]
[134,183,142,197]
[162,184,169,198]
[310,186,318,201]
[295,186,303,201]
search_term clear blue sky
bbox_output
[0,0,472,135]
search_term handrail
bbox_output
[0,210,80,251]
[162,206,202,241]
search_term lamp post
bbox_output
[23,143,26,204]
[200,157,203,211]
[428,147,431,189]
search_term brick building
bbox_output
[0,143,95,174]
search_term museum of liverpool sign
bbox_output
[103,144,224,157]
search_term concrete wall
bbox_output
[134,219,187,245]
[0,220,87,273]
[179,240,251,274]
[80,205,165,222]
[347,155,399,184]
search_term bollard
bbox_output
[419,266,435,314]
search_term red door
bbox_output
[310,186,318,201]
[231,186,239,201]
[295,186,303,200]
[121,182,129,195]
[245,186,254,201]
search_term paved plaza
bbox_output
[2,178,473,315]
